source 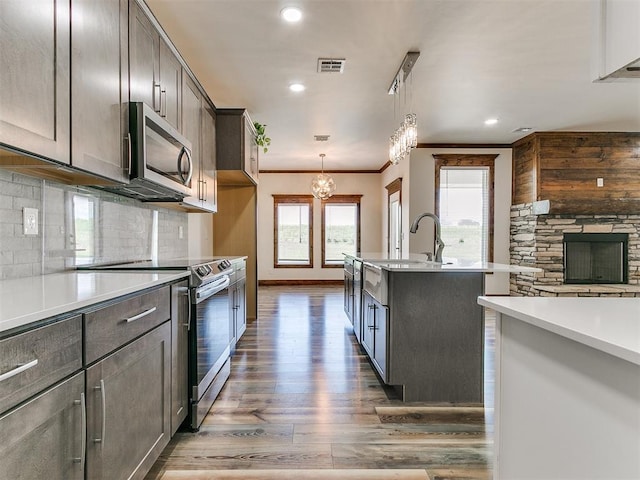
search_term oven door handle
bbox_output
[195,276,231,303]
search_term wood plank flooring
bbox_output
[145,285,494,480]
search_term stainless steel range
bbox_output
[80,257,234,431]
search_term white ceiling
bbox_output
[145,0,640,171]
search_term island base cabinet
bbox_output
[361,291,388,382]
[0,372,85,480]
[86,322,171,480]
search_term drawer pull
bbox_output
[93,379,106,447]
[124,307,157,323]
[0,359,38,382]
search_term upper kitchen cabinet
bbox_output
[71,0,129,184]
[129,0,182,131]
[593,0,640,80]
[0,0,70,164]
[216,109,259,185]
[179,72,216,213]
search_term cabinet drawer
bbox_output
[0,316,82,414]
[84,286,170,365]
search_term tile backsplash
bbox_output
[0,168,188,280]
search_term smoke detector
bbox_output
[314,135,330,142]
[317,58,345,73]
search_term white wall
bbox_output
[257,172,382,281]
[381,148,513,294]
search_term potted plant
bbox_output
[253,121,271,153]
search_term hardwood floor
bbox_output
[146,285,494,480]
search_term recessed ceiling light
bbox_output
[289,83,305,92]
[513,127,534,133]
[281,7,302,22]
[484,118,499,126]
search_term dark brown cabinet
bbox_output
[216,109,259,185]
[129,0,182,131]
[0,0,71,164]
[180,73,217,212]
[0,372,85,480]
[171,280,190,435]
[85,322,171,480]
[71,0,129,183]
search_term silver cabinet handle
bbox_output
[181,287,191,330]
[125,306,157,323]
[203,180,208,202]
[0,359,38,382]
[125,132,132,175]
[160,89,167,118]
[73,392,87,466]
[154,83,161,113]
[93,379,106,447]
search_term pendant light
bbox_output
[311,153,336,200]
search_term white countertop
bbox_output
[478,296,640,366]
[347,252,540,273]
[0,271,190,334]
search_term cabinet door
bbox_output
[180,73,203,208]
[159,39,182,131]
[0,372,85,480]
[86,322,171,480]
[0,0,70,164]
[244,118,259,184]
[199,104,218,212]
[171,281,190,435]
[71,0,129,183]
[372,300,389,381]
[235,277,247,341]
[129,0,159,112]
[361,292,375,359]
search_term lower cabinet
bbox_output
[361,291,389,381]
[0,372,85,480]
[229,259,247,348]
[170,280,190,435]
[85,322,171,480]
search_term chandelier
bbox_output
[311,153,336,200]
[388,51,420,165]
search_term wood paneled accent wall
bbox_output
[512,132,640,214]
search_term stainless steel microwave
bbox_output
[109,102,194,201]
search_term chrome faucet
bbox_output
[409,213,445,262]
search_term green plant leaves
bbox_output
[253,121,271,154]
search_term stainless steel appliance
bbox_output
[79,257,233,431]
[100,102,194,201]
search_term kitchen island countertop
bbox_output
[0,270,190,334]
[347,252,541,273]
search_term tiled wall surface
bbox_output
[0,168,188,280]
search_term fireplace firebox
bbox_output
[563,233,628,284]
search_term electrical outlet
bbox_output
[178,225,184,239]
[596,177,604,187]
[23,207,38,235]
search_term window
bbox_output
[434,154,496,264]
[322,195,362,267]
[273,195,313,268]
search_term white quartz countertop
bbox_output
[478,296,640,366]
[347,252,540,273]
[0,271,190,334]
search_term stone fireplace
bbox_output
[510,202,640,297]
[563,233,628,284]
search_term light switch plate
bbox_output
[596,177,604,187]
[23,207,38,235]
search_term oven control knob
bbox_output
[196,266,207,276]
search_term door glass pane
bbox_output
[277,204,310,264]
[324,204,357,264]
[439,168,489,264]
[389,191,401,259]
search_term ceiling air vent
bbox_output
[317,58,345,73]
[314,135,330,142]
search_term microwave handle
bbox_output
[178,147,193,186]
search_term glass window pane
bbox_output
[439,168,489,264]
[277,203,310,264]
[324,204,357,264]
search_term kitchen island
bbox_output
[344,253,538,403]
[477,296,640,479]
